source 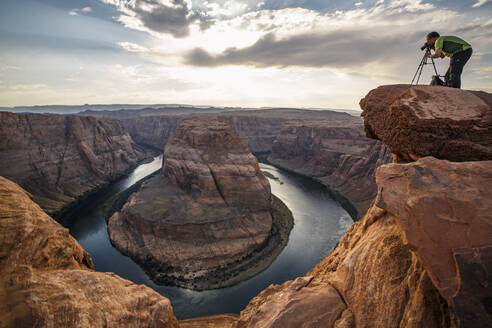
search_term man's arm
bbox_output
[430,48,443,59]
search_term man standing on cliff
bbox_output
[425,32,473,89]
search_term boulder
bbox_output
[360,85,492,163]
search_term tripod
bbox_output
[411,52,439,85]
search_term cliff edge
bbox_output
[360,85,492,163]
[0,176,178,328]
[188,86,492,327]
[0,112,150,217]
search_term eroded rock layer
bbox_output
[0,112,149,216]
[187,86,492,328]
[84,108,387,219]
[235,157,492,327]
[108,119,286,290]
[360,85,492,163]
[0,176,178,328]
[268,122,392,218]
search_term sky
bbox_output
[0,0,491,109]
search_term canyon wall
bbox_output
[120,109,358,154]
[0,112,150,216]
[188,85,492,327]
[268,122,392,218]
[120,109,389,218]
[0,176,178,328]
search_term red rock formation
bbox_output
[108,119,281,290]
[375,157,492,326]
[360,85,492,163]
[162,119,271,210]
[0,176,178,328]
[268,121,392,218]
[0,112,150,216]
[180,314,239,328]
[120,109,358,154]
[102,109,385,218]
[236,158,491,327]
[121,111,387,219]
[188,86,491,328]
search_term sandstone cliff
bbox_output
[0,176,178,328]
[187,86,492,327]
[0,112,150,217]
[108,119,292,290]
[361,85,492,163]
[268,121,392,218]
[121,110,389,218]
[120,109,358,154]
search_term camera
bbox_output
[420,43,431,51]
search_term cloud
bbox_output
[473,0,491,8]
[101,0,214,38]
[185,31,414,68]
[68,7,92,16]
[184,0,446,69]
[117,41,149,52]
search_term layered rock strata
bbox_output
[0,112,150,216]
[187,86,492,327]
[268,122,392,218]
[0,176,178,328]
[120,109,360,154]
[223,157,491,328]
[121,110,388,218]
[360,85,492,163]
[108,119,292,290]
[83,107,386,219]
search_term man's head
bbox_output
[426,31,440,48]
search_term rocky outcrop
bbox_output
[235,157,492,327]
[108,119,292,290]
[360,85,492,163]
[0,112,150,216]
[0,176,178,328]
[180,314,239,328]
[268,121,392,218]
[375,157,492,326]
[188,86,491,327]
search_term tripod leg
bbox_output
[430,57,439,76]
[416,59,425,85]
[411,54,427,85]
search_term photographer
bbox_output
[425,32,472,89]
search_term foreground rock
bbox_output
[108,119,293,290]
[187,86,491,327]
[235,157,491,327]
[0,112,150,216]
[375,157,492,325]
[268,121,392,218]
[0,176,178,328]
[360,85,492,163]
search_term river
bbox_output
[61,155,353,319]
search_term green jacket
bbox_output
[434,36,472,58]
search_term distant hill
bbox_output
[0,104,360,116]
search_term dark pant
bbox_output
[445,48,472,89]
